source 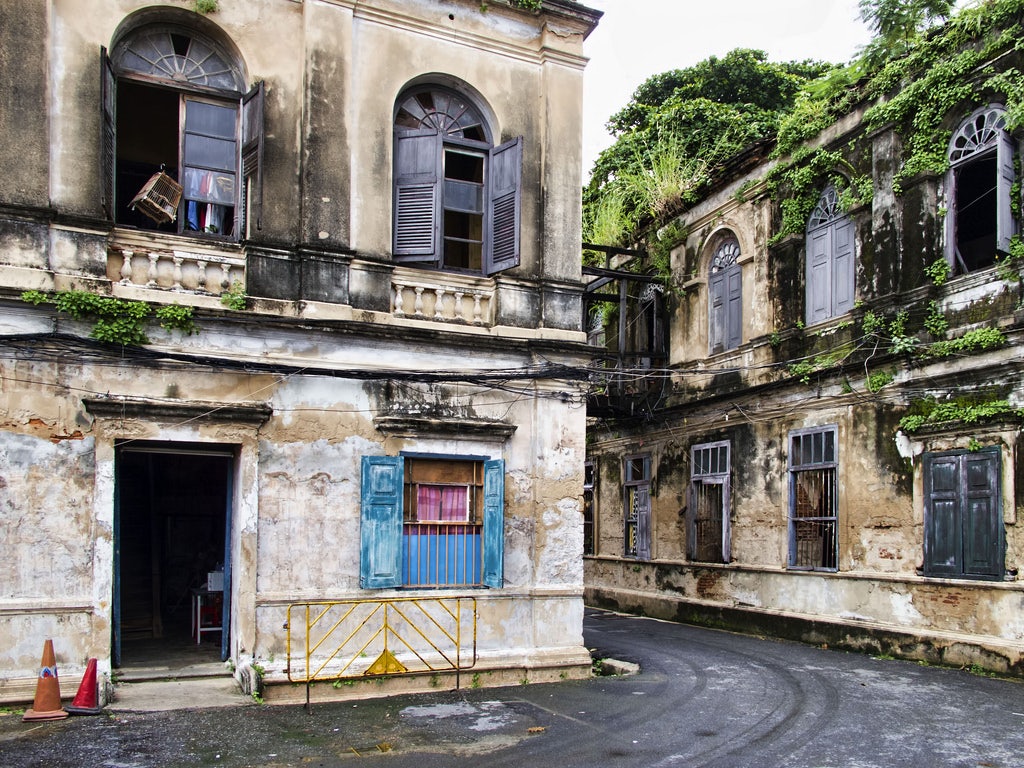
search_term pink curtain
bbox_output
[417,485,468,521]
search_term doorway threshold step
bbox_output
[116,661,231,683]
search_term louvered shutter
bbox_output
[709,271,725,354]
[393,130,441,263]
[100,47,116,220]
[359,456,403,589]
[726,265,742,351]
[484,137,522,275]
[832,217,855,315]
[806,226,831,324]
[239,81,265,237]
[996,130,1016,254]
[482,459,505,588]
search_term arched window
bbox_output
[393,85,521,275]
[102,23,263,239]
[708,237,742,354]
[945,104,1016,273]
[805,185,855,325]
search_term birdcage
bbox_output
[129,171,183,224]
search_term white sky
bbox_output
[581,0,873,178]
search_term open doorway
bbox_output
[114,444,234,670]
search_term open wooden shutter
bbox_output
[359,456,403,589]
[484,136,522,276]
[943,169,957,268]
[482,459,505,588]
[100,47,116,220]
[832,217,855,316]
[393,130,441,263]
[635,484,651,561]
[239,81,265,237]
[996,129,1016,254]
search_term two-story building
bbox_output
[0,0,600,704]
[585,3,1024,675]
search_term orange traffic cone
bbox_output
[66,657,102,715]
[22,638,68,721]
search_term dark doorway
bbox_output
[114,445,233,669]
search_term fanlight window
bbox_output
[393,85,522,276]
[945,104,1016,273]
[103,24,263,240]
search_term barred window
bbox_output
[788,426,838,571]
[689,441,730,563]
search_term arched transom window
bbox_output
[806,185,855,325]
[945,104,1016,273]
[709,237,742,354]
[393,85,521,275]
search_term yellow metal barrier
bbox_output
[286,597,477,700]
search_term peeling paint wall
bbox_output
[0,0,600,700]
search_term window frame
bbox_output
[392,85,521,276]
[359,454,505,590]
[101,31,263,242]
[623,454,651,560]
[688,440,731,563]
[805,186,855,326]
[583,460,596,556]
[787,425,839,572]
[922,448,1004,581]
[708,238,742,355]
[944,104,1016,274]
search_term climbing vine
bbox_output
[899,397,1024,433]
[21,290,196,345]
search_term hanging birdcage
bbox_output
[129,171,183,224]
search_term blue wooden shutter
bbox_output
[832,217,855,315]
[239,81,265,236]
[996,129,1016,254]
[482,459,505,588]
[100,47,116,220]
[962,451,1002,578]
[806,226,831,324]
[393,130,441,263]
[924,454,966,577]
[359,456,403,589]
[943,168,957,267]
[708,271,725,354]
[484,137,522,276]
[726,265,742,351]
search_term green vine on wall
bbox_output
[899,397,1024,433]
[21,290,196,345]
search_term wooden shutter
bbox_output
[924,450,1002,579]
[832,217,855,315]
[359,456,403,589]
[944,168,958,267]
[239,81,265,237]
[996,129,1016,254]
[635,484,651,561]
[484,136,522,275]
[806,225,831,324]
[482,459,505,588]
[393,130,441,263]
[726,265,742,351]
[962,451,1002,578]
[100,47,116,220]
[708,271,725,354]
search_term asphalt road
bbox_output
[2,608,1023,767]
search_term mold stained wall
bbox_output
[585,112,1024,669]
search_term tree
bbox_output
[857,0,955,65]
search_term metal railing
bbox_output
[286,597,477,708]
